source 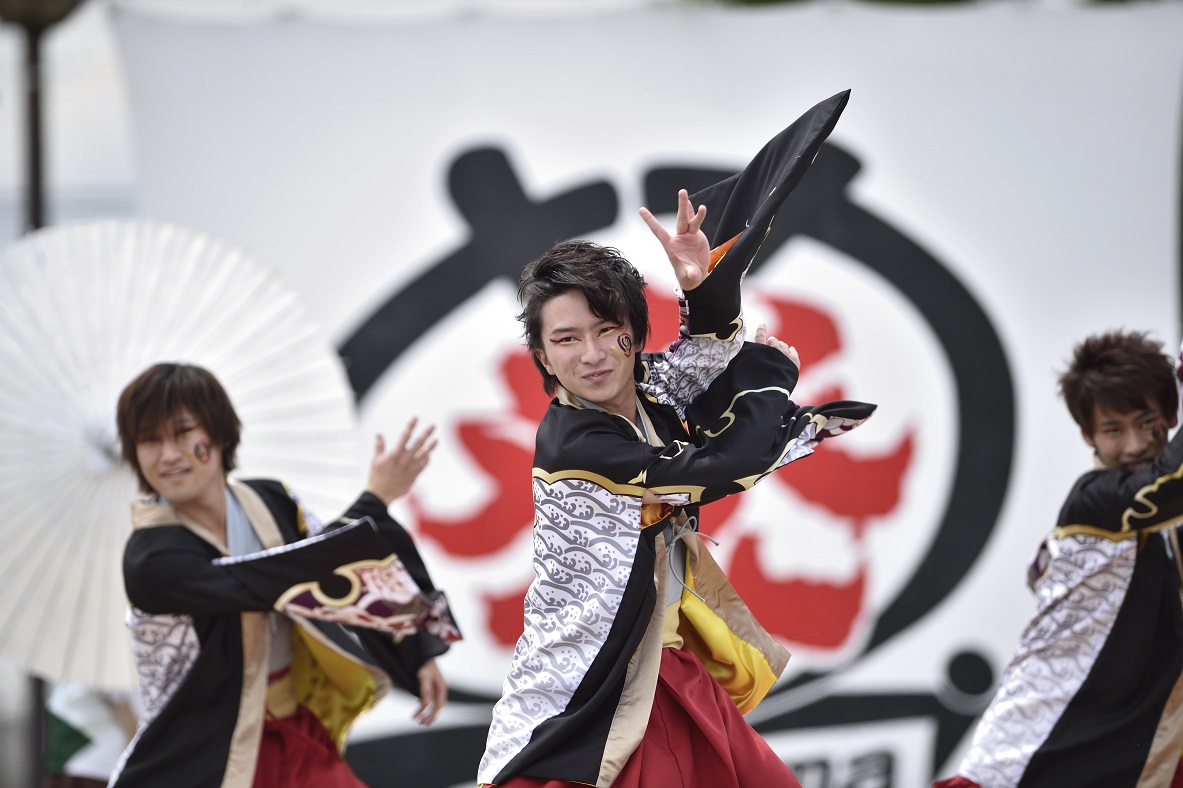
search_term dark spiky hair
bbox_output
[1059,330,1178,434]
[116,363,241,493]
[517,240,650,395]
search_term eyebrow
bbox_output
[1098,408,1158,426]
[546,318,616,337]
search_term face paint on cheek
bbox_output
[193,439,212,464]
[615,334,633,359]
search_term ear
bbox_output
[534,348,554,376]
[1081,428,1096,450]
[1169,412,1179,430]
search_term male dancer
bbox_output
[936,330,1183,787]
[478,92,877,788]
[110,362,460,787]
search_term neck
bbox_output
[569,388,638,424]
[172,482,229,544]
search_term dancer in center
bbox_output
[477,92,876,788]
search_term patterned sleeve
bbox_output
[125,518,456,640]
[639,293,747,419]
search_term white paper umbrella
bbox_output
[0,220,365,691]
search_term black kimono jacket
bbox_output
[480,90,877,787]
[109,477,456,788]
[956,412,1183,787]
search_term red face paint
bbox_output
[193,439,212,464]
[617,333,633,358]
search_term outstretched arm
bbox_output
[1058,426,1183,536]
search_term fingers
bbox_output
[640,190,706,242]
[754,324,799,365]
[676,189,691,233]
[383,418,437,460]
[675,189,706,235]
[413,662,447,725]
[407,422,437,455]
[638,206,670,243]
[366,418,437,504]
[413,692,438,726]
[395,416,418,453]
[766,336,798,365]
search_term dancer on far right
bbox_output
[935,330,1183,788]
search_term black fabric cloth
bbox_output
[113,480,449,787]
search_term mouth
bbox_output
[583,369,612,383]
[1125,458,1154,472]
[159,468,191,481]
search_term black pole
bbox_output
[24,23,43,233]
[0,3,83,785]
[23,23,46,785]
[23,29,48,785]
[22,23,47,785]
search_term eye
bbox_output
[552,336,577,345]
[599,325,619,337]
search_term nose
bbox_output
[581,338,607,365]
[1124,428,1151,458]
[160,438,183,461]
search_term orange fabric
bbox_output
[708,234,741,271]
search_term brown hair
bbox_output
[116,363,242,493]
[1058,330,1178,434]
[517,240,651,394]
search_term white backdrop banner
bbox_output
[113,3,1183,786]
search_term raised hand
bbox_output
[639,188,711,292]
[365,417,438,505]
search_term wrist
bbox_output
[363,488,394,507]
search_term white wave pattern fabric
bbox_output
[961,534,1135,786]
[477,477,642,783]
[108,609,200,784]
[124,609,200,724]
[639,328,745,420]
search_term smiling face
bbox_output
[1083,400,1173,471]
[534,289,638,421]
[134,408,225,506]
